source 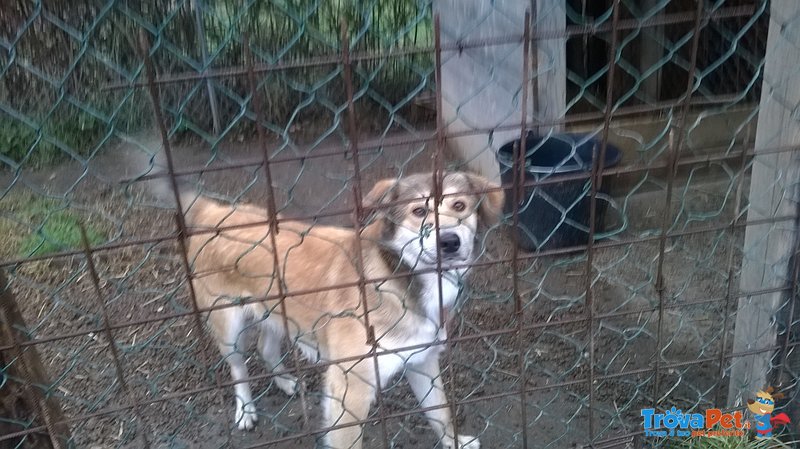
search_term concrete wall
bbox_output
[434,0,566,181]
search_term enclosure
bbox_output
[1,0,800,448]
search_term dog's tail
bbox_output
[123,133,202,225]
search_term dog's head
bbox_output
[363,172,504,269]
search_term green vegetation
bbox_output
[19,210,105,258]
[0,193,107,258]
[0,112,107,168]
[0,0,433,170]
[669,435,793,449]
[0,116,42,166]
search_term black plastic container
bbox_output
[497,132,622,251]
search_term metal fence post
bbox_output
[0,272,70,449]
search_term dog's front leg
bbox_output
[405,354,480,449]
[323,363,376,449]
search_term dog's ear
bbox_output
[463,173,505,227]
[362,178,397,212]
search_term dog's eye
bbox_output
[452,201,466,212]
[412,206,427,217]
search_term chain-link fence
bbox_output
[2,0,799,448]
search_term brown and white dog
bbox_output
[180,172,502,449]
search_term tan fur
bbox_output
[186,172,503,449]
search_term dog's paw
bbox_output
[274,375,298,396]
[442,435,480,449]
[235,399,258,431]
[455,435,480,449]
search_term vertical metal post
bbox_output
[0,271,71,449]
[136,30,207,344]
[340,20,391,449]
[244,34,310,429]
[79,228,151,448]
[583,0,621,441]
[511,10,532,449]
[432,14,465,445]
[529,0,540,136]
[652,0,704,404]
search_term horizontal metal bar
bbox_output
[5,136,796,270]
[118,94,751,186]
[0,208,794,348]
[100,4,755,91]
[0,337,787,445]
[0,269,791,365]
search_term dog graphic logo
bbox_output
[747,386,791,438]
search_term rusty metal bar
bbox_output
[100,4,755,91]
[116,93,754,186]
[2,210,795,344]
[652,0,706,405]
[2,211,798,359]
[0,271,70,449]
[79,227,150,448]
[530,4,541,136]
[2,275,794,359]
[510,9,532,447]
[429,13,464,445]
[340,19,392,448]
[3,336,793,446]
[433,16,446,327]
[3,303,793,425]
[4,136,774,270]
[136,30,207,346]
[584,0,621,440]
[244,33,310,429]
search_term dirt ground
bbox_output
[0,130,744,448]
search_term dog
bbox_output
[180,171,502,449]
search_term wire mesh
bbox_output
[1,1,798,448]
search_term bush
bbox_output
[0,112,106,169]
[669,434,793,449]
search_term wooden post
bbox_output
[0,272,70,448]
[728,0,800,406]
[433,0,566,181]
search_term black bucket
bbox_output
[496,132,622,251]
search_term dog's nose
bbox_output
[439,233,461,254]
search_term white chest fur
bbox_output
[373,268,465,385]
[418,270,464,323]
